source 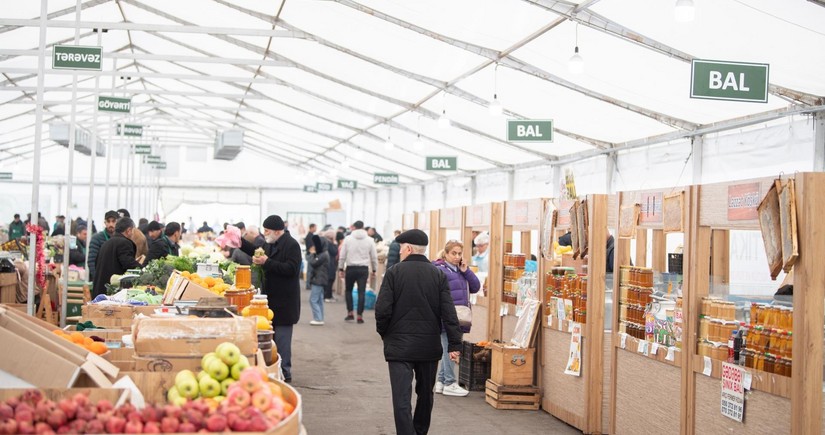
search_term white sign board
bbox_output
[721,362,745,422]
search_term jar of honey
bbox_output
[247,294,270,318]
[235,265,252,289]
[699,317,709,340]
[225,287,256,312]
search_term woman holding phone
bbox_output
[431,240,481,397]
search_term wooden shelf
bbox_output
[614,334,682,368]
[543,314,588,338]
[691,354,790,399]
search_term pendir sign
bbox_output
[373,173,399,185]
[691,60,769,103]
[52,45,102,70]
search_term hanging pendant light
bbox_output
[438,109,450,129]
[489,64,503,117]
[674,0,695,22]
[568,24,584,75]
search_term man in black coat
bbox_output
[375,229,462,435]
[92,217,143,297]
[144,221,167,263]
[239,214,302,382]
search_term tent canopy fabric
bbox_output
[0,0,823,190]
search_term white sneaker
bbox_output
[441,383,469,397]
[433,381,444,394]
[309,320,325,326]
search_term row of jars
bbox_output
[573,308,587,324]
[698,316,740,343]
[745,351,792,376]
[503,280,519,297]
[700,297,737,321]
[504,253,527,268]
[750,303,793,330]
[748,327,793,358]
[619,266,654,288]
[619,321,646,340]
[504,266,525,281]
[619,285,653,306]
[621,304,647,325]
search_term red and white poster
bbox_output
[727,182,761,221]
[721,362,745,422]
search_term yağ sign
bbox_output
[98,96,131,113]
[691,60,769,103]
[52,45,102,70]
[727,182,761,221]
[373,173,399,185]
[337,179,358,190]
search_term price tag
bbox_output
[743,371,753,390]
[650,342,660,356]
[620,333,628,349]
[558,317,564,330]
[666,346,676,361]
[637,339,647,354]
[703,356,713,376]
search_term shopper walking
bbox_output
[323,229,338,302]
[238,215,301,383]
[117,209,147,263]
[375,229,463,435]
[307,235,329,325]
[92,217,143,297]
[304,223,316,290]
[432,240,480,397]
[88,210,119,285]
[8,214,24,241]
[338,220,378,324]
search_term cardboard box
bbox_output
[65,326,132,343]
[0,272,17,304]
[490,343,535,386]
[80,317,135,330]
[132,316,257,358]
[161,271,216,304]
[82,304,158,319]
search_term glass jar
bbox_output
[786,332,793,358]
[235,265,252,289]
[699,317,710,341]
[750,303,759,325]
[640,269,653,288]
[754,353,765,371]
[619,266,630,284]
[743,349,754,369]
[247,294,269,318]
[710,319,722,342]
[702,297,713,318]
[764,354,776,374]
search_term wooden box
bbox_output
[490,342,535,386]
[0,273,18,304]
[485,379,540,410]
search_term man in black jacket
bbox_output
[239,215,302,383]
[145,221,169,263]
[375,229,462,435]
[92,217,143,297]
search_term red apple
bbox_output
[178,422,196,433]
[96,400,113,413]
[15,404,34,424]
[18,420,35,434]
[56,400,76,421]
[22,391,43,406]
[5,396,20,410]
[46,409,67,429]
[160,417,179,433]
[248,416,269,432]
[85,420,104,434]
[230,418,250,432]
[105,416,126,434]
[33,421,54,434]
[75,406,95,422]
[1,419,19,435]
[71,394,88,409]
[161,405,181,420]
[205,414,227,432]
[124,420,143,434]
[142,421,160,434]
[68,419,86,433]
[226,389,251,408]
[0,403,13,420]
[35,401,55,422]
[140,406,160,423]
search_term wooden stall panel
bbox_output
[615,352,681,435]
[698,177,775,229]
[439,207,463,229]
[541,328,587,431]
[602,332,612,434]
[694,374,790,434]
[505,199,542,229]
[466,203,492,228]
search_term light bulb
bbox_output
[674,0,695,22]
[384,138,394,151]
[488,96,502,117]
[438,110,450,129]
[568,46,584,74]
[413,135,424,152]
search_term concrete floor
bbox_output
[289,290,581,434]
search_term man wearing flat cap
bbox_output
[375,229,463,435]
[239,214,302,383]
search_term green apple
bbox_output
[216,342,241,366]
[230,355,250,380]
[207,358,230,381]
[197,370,209,381]
[221,378,234,396]
[167,385,187,406]
[199,375,221,398]
[175,370,197,386]
[175,374,200,399]
[201,352,218,371]
[214,395,225,402]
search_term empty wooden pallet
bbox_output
[485,379,540,410]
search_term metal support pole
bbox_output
[470,175,478,206]
[507,170,515,201]
[104,58,117,209]
[606,154,618,193]
[813,112,825,172]
[691,135,704,185]
[27,0,48,317]
[83,28,103,285]
[420,184,425,213]
[61,0,82,327]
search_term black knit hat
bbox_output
[262,215,285,231]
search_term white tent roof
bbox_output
[0,0,823,189]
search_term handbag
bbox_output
[455,277,472,329]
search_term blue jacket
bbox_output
[432,259,481,333]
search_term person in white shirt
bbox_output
[338,220,378,324]
[472,232,490,273]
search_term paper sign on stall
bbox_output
[721,362,745,422]
[564,323,582,376]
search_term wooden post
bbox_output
[791,173,825,434]
[682,186,705,435]
[585,195,607,434]
[652,229,666,272]
[609,192,630,434]
[428,210,439,260]
[635,228,648,267]
[710,230,730,289]
[521,231,531,258]
[488,202,505,342]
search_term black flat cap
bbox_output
[395,229,428,246]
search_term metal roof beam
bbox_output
[0,85,270,100]
[0,0,111,35]
[0,48,291,68]
[0,67,293,84]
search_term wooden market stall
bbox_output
[462,202,503,344]
[414,210,440,260]
[682,173,825,434]
[540,195,614,434]
[610,186,690,435]
[431,207,465,260]
[401,212,417,231]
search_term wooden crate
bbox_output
[485,379,540,410]
[0,273,18,304]
[490,342,535,386]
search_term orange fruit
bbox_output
[70,332,85,344]
[52,329,63,335]
[88,342,108,355]
[204,277,216,287]
[84,337,94,346]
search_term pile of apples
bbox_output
[167,343,249,405]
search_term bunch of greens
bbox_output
[136,256,197,288]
